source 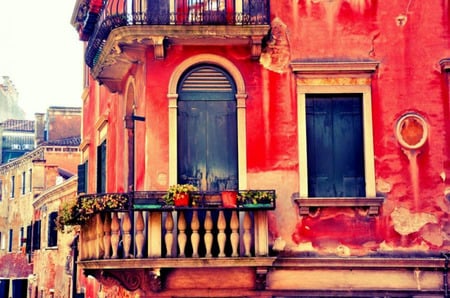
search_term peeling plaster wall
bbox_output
[84,0,450,266]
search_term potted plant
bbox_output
[56,193,129,231]
[163,184,198,206]
[56,198,83,232]
[238,190,276,207]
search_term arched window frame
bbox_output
[167,54,248,190]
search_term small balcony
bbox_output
[72,0,270,91]
[74,190,276,292]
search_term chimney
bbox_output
[34,113,45,146]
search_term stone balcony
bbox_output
[75,190,276,292]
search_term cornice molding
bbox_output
[0,147,45,174]
[33,176,78,208]
[290,60,379,74]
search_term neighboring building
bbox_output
[0,112,81,297]
[0,106,81,165]
[0,76,25,122]
[31,176,79,298]
[71,0,450,297]
[0,119,35,164]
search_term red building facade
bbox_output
[72,0,450,296]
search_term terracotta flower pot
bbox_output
[221,190,238,208]
[174,193,190,207]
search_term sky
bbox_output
[0,0,83,119]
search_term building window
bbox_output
[19,227,25,249]
[292,61,378,201]
[47,212,58,247]
[8,229,13,252]
[177,65,238,191]
[306,94,365,197]
[10,176,15,198]
[26,225,32,254]
[32,220,41,251]
[0,180,2,201]
[21,171,26,195]
[77,161,88,194]
[97,141,106,193]
[29,169,32,193]
[168,54,248,190]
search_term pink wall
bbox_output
[82,0,450,255]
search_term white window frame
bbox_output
[291,61,381,215]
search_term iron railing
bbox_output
[85,0,270,67]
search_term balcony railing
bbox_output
[84,0,270,67]
[77,190,275,262]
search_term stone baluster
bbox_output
[122,212,132,258]
[191,210,200,257]
[177,211,187,257]
[80,225,88,260]
[87,217,96,259]
[103,213,112,259]
[217,211,226,257]
[230,211,239,257]
[110,212,120,259]
[95,213,105,259]
[204,211,213,257]
[135,211,145,258]
[243,211,252,257]
[164,212,174,257]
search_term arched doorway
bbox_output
[177,65,238,191]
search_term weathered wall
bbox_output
[79,0,450,295]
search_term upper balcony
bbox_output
[71,0,271,91]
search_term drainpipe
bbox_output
[443,252,449,298]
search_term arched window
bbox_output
[177,65,238,191]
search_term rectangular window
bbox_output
[32,221,41,251]
[306,94,365,197]
[29,169,32,193]
[19,227,24,248]
[10,176,15,198]
[293,61,378,201]
[21,171,26,195]
[8,229,13,252]
[97,141,107,193]
[26,225,32,254]
[47,212,58,247]
[0,180,2,201]
[77,161,88,194]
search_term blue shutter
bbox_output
[306,94,365,197]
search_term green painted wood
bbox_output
[306,94,365,197]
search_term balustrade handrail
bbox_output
[77,189,275,262]
[84,0,270,67]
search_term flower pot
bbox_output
[174,193,190,207]
[221,190,238,208]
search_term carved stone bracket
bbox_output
[255,267,268,290]
[85,268,164,293]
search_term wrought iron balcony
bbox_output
[72,0,270,91]
[74,190,276,292]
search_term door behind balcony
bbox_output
[177,65,238,191]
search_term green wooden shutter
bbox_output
[48,212,58,247]
[97,142,106,193]
[77,162,88,194]
[177,65,238,191]
[306,94,365,197]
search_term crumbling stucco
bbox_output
[259,17,291,73]
[390,207,437,236]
